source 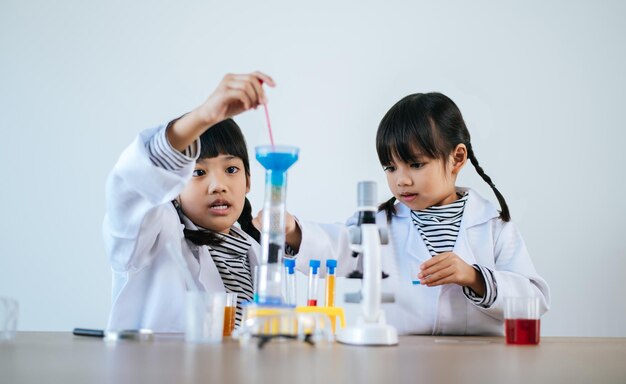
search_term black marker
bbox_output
[72,328,154,341]
[73,328,105,337]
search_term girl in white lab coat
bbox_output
[296,92,550,335]
[103,72,305,331]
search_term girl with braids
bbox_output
[103,72,304,331]
[303,92,550,335]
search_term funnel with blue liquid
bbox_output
[254,145,299,305]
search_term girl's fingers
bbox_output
[221,89,251,111]
[418,259,449,279]
[421,265,455,286]
[222,71,274,106]
[231,74,268,106]
[227,79,258,107]
[420,252,451,271]
[252,71,276,87]
[247,75,265,105]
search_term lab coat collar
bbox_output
[393,187,499,229]
[177,210,261,291]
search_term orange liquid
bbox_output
[223,306,236,337]
[325,275,335,307]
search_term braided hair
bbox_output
[376,93,510,222]
[175,118,261,246]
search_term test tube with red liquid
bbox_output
[307,260,321,306]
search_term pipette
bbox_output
[325,259,337,307]
[258,79,275,147]
[307,260,321,306]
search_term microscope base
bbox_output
[336,315,398,346]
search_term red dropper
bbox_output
[259,79,275,147]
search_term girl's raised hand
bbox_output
[418,252,485,295]
[168,71,275,152]
[196,71,276,125]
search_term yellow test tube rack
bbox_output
[242,304,345,336]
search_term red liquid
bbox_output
[307,299,318,306]
[505,319,540,345]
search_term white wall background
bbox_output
[1,0,625,337]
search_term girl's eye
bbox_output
[410,162,425,169]
[383,165,396,173]
[192,169,206,177]
[226,166,239,174]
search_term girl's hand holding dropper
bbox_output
[418,252,486,296]
[167,71,275,152]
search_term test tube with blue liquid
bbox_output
[255,145,299,305]
[307,259,321,306]
[284,258,297,306]
[411,262,421,285]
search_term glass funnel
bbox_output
[255,145,299,305]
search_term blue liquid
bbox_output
[256,296,283,306]
[255,147,299,185]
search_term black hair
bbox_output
[174,118,261,245]
[376,92,510,223]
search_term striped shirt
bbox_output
[411,192,497,308]
[147,121,200,170]
[208,229,254,327]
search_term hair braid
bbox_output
[237,197,261,243]
[466,143,511,221]
[378,196,397,223]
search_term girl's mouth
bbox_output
[209,200,231,215]
[399,193,417,202]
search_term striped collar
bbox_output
[411,192,468,224]
[210,229,252,259]
[393,187,500,228]
[176,206,252,255]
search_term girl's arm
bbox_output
[104,72,275,272]
[103,125,196,272]
[472,221,551,319]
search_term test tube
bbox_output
[307,260,321,306]
[284,258,297,306]
[325,259,337,307]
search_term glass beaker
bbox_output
[255,145,299,305]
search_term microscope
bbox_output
[336,181,398,346]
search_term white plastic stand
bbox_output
[337,222,398,346]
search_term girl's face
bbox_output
[179,154,249,234]
[383,145,466,210]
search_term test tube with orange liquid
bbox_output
[325,259,337,307]
[223,292,238,337]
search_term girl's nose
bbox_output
[396,170,413,187]
[207,177,227,194]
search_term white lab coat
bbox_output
[293,187,550,336]
[103,126,333,332]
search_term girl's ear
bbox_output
[246,174,251,194]
[451,144,468,175]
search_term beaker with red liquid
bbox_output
[504,297,541,345]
